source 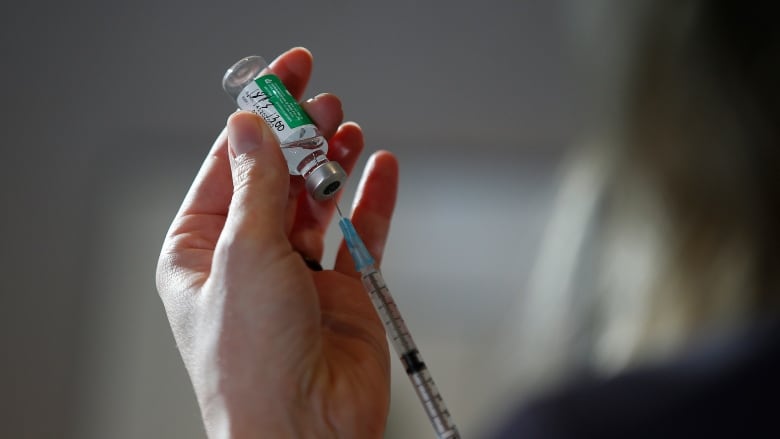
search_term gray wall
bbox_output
[1,1,585,437]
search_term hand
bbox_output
[156,47,399,438]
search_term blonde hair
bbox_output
[600,0,780,363]
[499,0,780,395]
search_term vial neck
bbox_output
[299,150,329,178]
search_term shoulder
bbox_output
[492,319,780,439]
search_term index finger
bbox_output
[268,47,314,101]
[334,151,399,274]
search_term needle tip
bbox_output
[335,202,343,218]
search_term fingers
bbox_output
[168,46,361,270]
[289,122,365,261]
[302,93,343,140]
[268,49,341,138]
[268,47,314,101]
[334,151,399,274]
[216,112,292,266]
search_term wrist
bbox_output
[198,389,336,439]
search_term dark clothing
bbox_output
[493,319,780,438]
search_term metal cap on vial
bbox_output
[305,161,347,201]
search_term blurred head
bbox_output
[504,0,779,389]
[599,0,780,363]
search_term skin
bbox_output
[156,47,398,438]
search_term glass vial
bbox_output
[222,55,346,200]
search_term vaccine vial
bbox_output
[222,55,347,200]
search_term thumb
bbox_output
[223,111,290,253]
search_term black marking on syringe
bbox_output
[401,349,427,374]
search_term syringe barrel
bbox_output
[361,267,416,354]
[340,218,459,438]
[360,268,460,438]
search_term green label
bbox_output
[255,74,313,129]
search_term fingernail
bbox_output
[304,93,326,104]
[228,113,264,157]
[300,253,323,271]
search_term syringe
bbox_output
[337,210,460,439]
